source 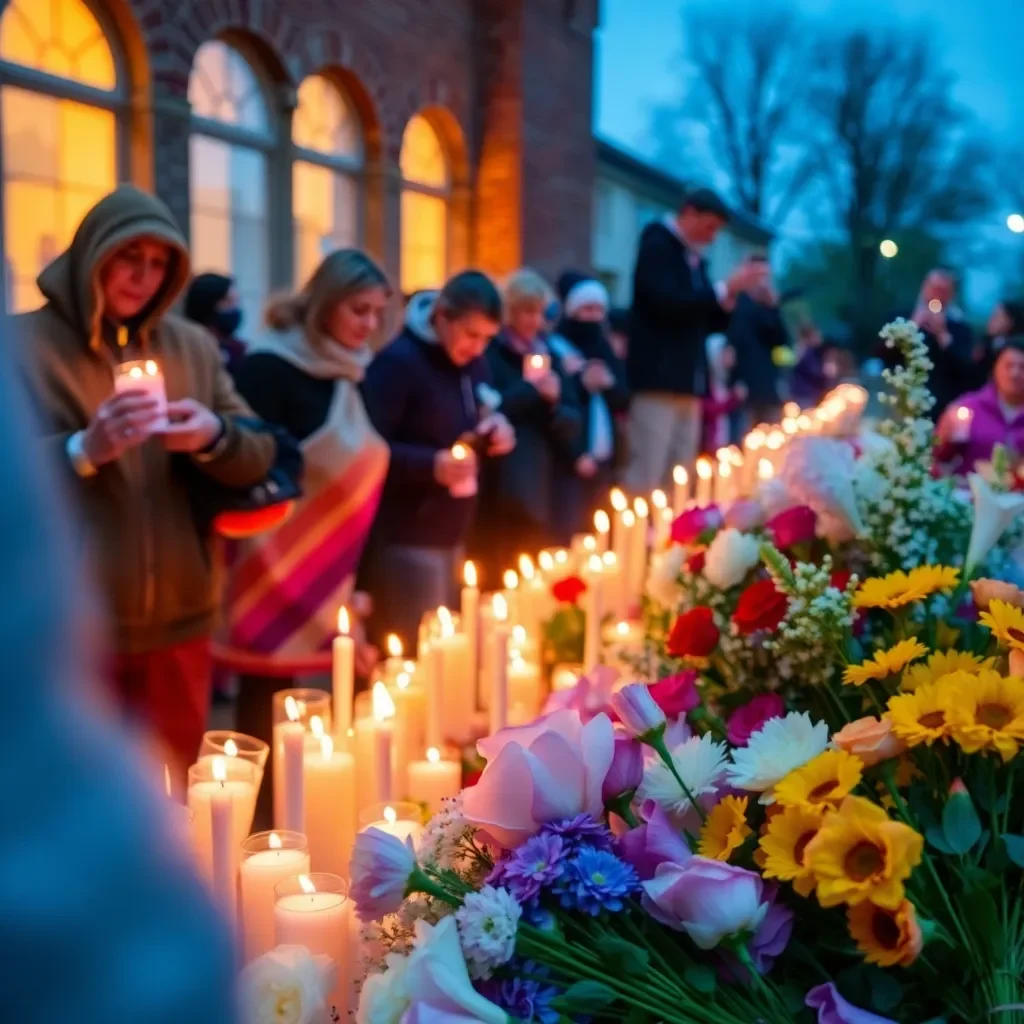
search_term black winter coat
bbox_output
[728,294,789,405]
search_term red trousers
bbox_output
[111,636,213,785]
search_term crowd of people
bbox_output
[14,182,1024,794]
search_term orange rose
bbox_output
[833,716,905,767]
[971,578,1024,612]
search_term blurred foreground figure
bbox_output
[0,328,235,1021]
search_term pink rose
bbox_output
[648,670,700,717]
[766,505,817,549]
[671,504,724,546]
[832,716,905,767]
[466,709,615,848]
[723,498,765,533]
[642,856,769,949]
[726,693,785,746]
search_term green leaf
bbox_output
[1002,833,1024,868]
[960,882,1003,961]
[779,984,808,1015]
[925,825,955,855]
[553,981,618,1014]
[942,789,982,854]
[683,965,717,994]
[595,934,650,977]
[865,967,902,1012]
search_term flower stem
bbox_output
[645,729,707,823]
[605,792,640,829]
[407,867,462,908]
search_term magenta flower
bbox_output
[766,505,817,549]
[602,736,644,802]
[723,498,765,533]
[726,693,786,746]
[619,800,691,881]
[671,504,724,546]
[648,671,700,717]
[805,984,897,1024]
[610,683,666,739]
[642,856,768,949]
[349,827,417,921]
[465,709,616,849]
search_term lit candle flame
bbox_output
[783,401,800,420]
[518,554,535,580]
[610,488,628,512]
[310,714,324,739]
[588,554,603,573]
[503,569,519,590]
[745,429,766,451]
[451,442,469,462]
[719,462,733,481]
[715,446,731,464]
[144,359,159,376]
[396,671,411,691]
[602,551,617,568]
[347,727,355,739]
[672,465,688,486]
[212,756,227,783]
[633,496,648,518]
[164,764,171,799]
[796,414,813,431]
[269,832,282,850]
[437,605,454,637]
[404,660,416,673]
[372,681,396,721]
[337,606,350,635]
[538,551,554,573]
[956,406,971,422]
[594,509,610,534]
[128,366,143,379]
[758,458,774,481]
[616,621,629,636]
[284,695,300,722]
[582,535,597,552]
[555,549,568,565]
[463,560,477,588]
[512,624,527,646]
[383,805,397,825]
[651,489,667,510]
[766,430,785,451]
[782,417,799,435]
[696,456,713,481]
[728,446,743,467]
[427,747,441,764]
[493,593,508,620]
[224,738,238,758]
[622,509,636,528]
[299,874,316,894]
[528,354,545,369]
[321,734,334,760]
[386,633,402,658]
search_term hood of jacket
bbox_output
[404,290,439,343]
[37,185,191,350]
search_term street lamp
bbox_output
[1008,213,1024,234]
[879,239,898,258]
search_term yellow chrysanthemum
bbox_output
[947,670,1024,762]
[979,600,1024,653]
[854,566,960,610]
[901,650,996,692]
[847,899,923,967]
[804,795,923,909]
[844,639,929,687]
[758,804,829,897]
[887,680,956,748]
[697,795,752,862]
[774,749,864,810]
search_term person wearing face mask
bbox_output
[548,270,629,537]
[184,272,247,377]
[360,271,516,644]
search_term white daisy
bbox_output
[725,711,829,801]
[638,733,728,817]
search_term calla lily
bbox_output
[964,473,1024,578]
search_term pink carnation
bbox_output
[671,504,723,546]
[726,693,785,746]
[648,671,700,717]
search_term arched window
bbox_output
[400,114,449,294]
[0,0,123,312]
[189,40,273,331]
[292,74,363,285]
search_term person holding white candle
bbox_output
[17,186,277,785]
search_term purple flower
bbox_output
[501,833,566,902]
[664,714,694,748]
[611,682,667,739]
[540,814,615,853]
[603,737,644,802]
[805,984,897,1024]
[619,800,692,881]
[478,963,560,1024]
[348,827,417,921]
[555,848,640,916]
[718,890,794,981]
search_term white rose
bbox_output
[358,953,412,1024]
[240,945,336,1024]
[702,528,761,589]
[646,545,685,608]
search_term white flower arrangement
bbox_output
[239,945,337,1024]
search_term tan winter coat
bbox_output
[15,185,275,654]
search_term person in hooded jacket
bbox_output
[184,272,247,377]
[14,185,277,781]
[548,270,629,537]
[360,271,515,644]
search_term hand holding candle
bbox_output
[949,404,974,443]
[523,352,552,383]
[437,442,477,497]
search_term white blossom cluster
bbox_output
[762,546,858,688]
[360,892,452,973]
[417,794,476,873]
[454,885,521,980]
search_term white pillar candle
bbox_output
[435,606,475,744]
[551,663,582,692]
[717,460,735,506]
[407,747,461,817]
[489,594,510,735]
[382,634,406,683]
[391,670,426,795]
[331,607,355,739]
[950,403,974,443]
[583,554,603,670]
[766,428,786,473]
[275,874,352,1019]
[502,570,520,629]
[516,555,541,641]
[277,696,306,833]
[355,682,395,811]
[742,430,766,496]
[593,509,611,555]
[240,831,310,963]
[461,560,481,712]
[629,497,649,606]
[303,734,357,879]
[651,489,669,550]
[600,550,621,629]
[359,802,424,846]
[758,457,775,487]
[114,358,168,430]
[272,689,331,833]
[509,652,542,719]
[609,489,629,577]
[672,465,689,516]
[618,508,635,618]
[695,456,714,507]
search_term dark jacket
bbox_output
[473,332,582,579]
[728,294,789,405]
[361,326,491,550]
[234,353,334,443]
[628,220,730,397]
[791,347,828,407]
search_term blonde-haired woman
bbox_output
[230,250,390,819]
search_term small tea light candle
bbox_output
[114,359,168,430]
[199,730,268,795]
[523,352,551,383]
[408,747,461,816]
[951,404,974,443]
[448,442,477,498]
[359,802,424,846]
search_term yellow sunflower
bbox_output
[803,795,923,909]
[979,600,1024,653]
[887,680,956,748]
[854,566,960,610]
[902,649,996,692]
[847,899,923,967]
[947,670,1024,762]
[697,796,752,862]
[759,804,829,897]
[774,749,864,810]
[844,639,929,687]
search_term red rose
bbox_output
[552,575,587,604]
[666,607,720,658]
[686,549,706,575]
[765,505,817,550]
[671,504,723,546]
[732,579,789,635]
[830,569,853,592]
[648,670,700,716]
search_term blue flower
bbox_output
[555,848,640,916]
[478,963,560,1024]
[540,813,615,853]
[501,833,566,903]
